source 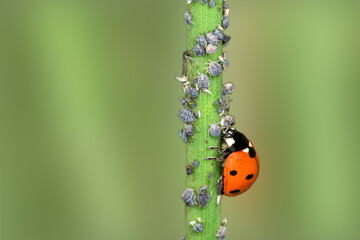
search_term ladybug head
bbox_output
[222,128,236,138]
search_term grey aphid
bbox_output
[217,106,223,114]
[207,61,222,77]
[193,223,203,232]
[179,129,188,143]
[192,88,199,98]
[222,83,235,95]
[214,29,224,40]
[222,16,229,29]
[201,0,207,4]
[224,101,230,112]
[181,188,196,207]
[184,11,193,25]
[216,226,227,240]
[197,35,207,47]
[186,164,192,176]
[179,109,196,123]
[222,33,231,46]
[209,0,216,7]
[179,97,190,107]
[209,123,221,137]
[184,84,193,95]
[221,115,234,128]
[214,101,219,106]
[185,124,194,136]
[206,32,219,46]
[209,172,213,180]
[219,53,229,70]
[206,44,218,54]
[197,73,210,89]
[223,3,229,9]
[193,160,200,167]
[198,185,210,207]
[193,44,205,57]
[192,103,197,108]
[217,177,224,195]
[222,93,226,101]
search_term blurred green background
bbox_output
[1,1,360,240]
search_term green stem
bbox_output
[185,1,223,239]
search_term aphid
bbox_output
[179,129,188,143]
[184,83,193,95]
[193,223,203,232]
[209,172,213,180]
[181,188,196,207]
[193,160,200,168]
[222,33,231,46]
[176,75,188,83]
[198,185,210,207]
[209,0,216,7]
[197,35,207,47]
[196,73,210,89]
[219,53,229,70]
[223,101,230,112]
[224,8,229,17]
[217,106,223,114]
[216,226,227,240]
[186,164,192,176]
[223,2,229,9]
[213,101,219,106]
[201,0,207,4]
[221,115,234,128]
[184,11,193,25]
[222,82,235,95]
[179,109,196,123]
[179,97,189,107]
[192,103,197,108]
[222,217,228,225]
[206,32,219,46]
[222,16,229,29]
[192,88,199,99]
[185,124,195,136]
[214,29,224,40]
[217,177,224,195]
[207,61,222,77]
[209,123,221,137]
[193,44,205,57]
[206,44,218,54]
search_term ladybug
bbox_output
[220,128,259,196]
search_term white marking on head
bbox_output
[243,148,249,153]
[225,137,235,147]
[248,141,253,147]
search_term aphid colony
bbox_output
[178,2,259,239]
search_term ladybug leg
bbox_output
[208,146,221,150]
[205,157,219,160]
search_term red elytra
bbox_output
[223,142,259,196]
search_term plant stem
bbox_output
[185,1,223,239]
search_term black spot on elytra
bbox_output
[249,147,256,158]
[246,174,254,180]
[230,170,237,176]
[230,190,240,194]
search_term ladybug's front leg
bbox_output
[206,146,232,163]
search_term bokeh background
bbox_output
[1,1,360,240]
